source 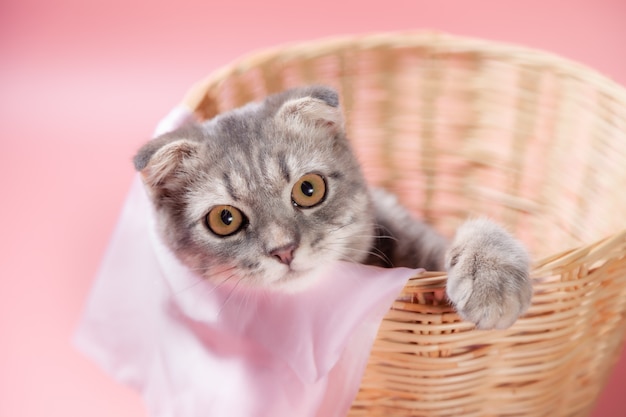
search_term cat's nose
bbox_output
[270,244,298,266]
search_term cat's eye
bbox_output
[291,173,327,208]
[206,205,247,237]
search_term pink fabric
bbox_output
[74,106,416,417]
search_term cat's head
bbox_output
[134,86,375,291]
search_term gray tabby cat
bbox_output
[134,86,532,330]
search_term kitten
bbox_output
[134,86,532,330]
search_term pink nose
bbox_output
[270,244,297,266]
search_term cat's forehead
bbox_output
[202,104,338,173]
[207,142,333,191]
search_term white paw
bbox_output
[445,218,532,330]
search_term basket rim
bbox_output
[181,31,626,113]
[402,229,626,280]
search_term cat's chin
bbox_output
[263,266,329,293]
[201,260,332,293]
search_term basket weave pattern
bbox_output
[182,32,626,417]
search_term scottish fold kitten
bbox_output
[134,86,532,330]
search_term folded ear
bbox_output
[275,87,344,135]
[133,135,200,193]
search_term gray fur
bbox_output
[135,86,532,329]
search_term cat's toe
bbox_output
[445,219,532,330]
[446,271,532,329]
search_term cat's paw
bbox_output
[445,218,532,330]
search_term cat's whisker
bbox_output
[172,276,207,296]
[324,244,393,267]
[234,286,260,320]
[329,221,375,230]
[353,248,393,266]
[234,289,247,320]
[329,220,399,243]
[375,234,399,242]
[333,233,397,242]
[372,223,401,243]
[172,265,239,296]
[207,271,238,295]
[217,275,245,318]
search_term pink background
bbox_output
[1,1,625,416]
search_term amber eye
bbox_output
[205,205,246,237]
[291,173,327,208]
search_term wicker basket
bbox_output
[179,32,626,417]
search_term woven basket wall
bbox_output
[180,32,626,417]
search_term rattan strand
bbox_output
[181,32,626,417]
